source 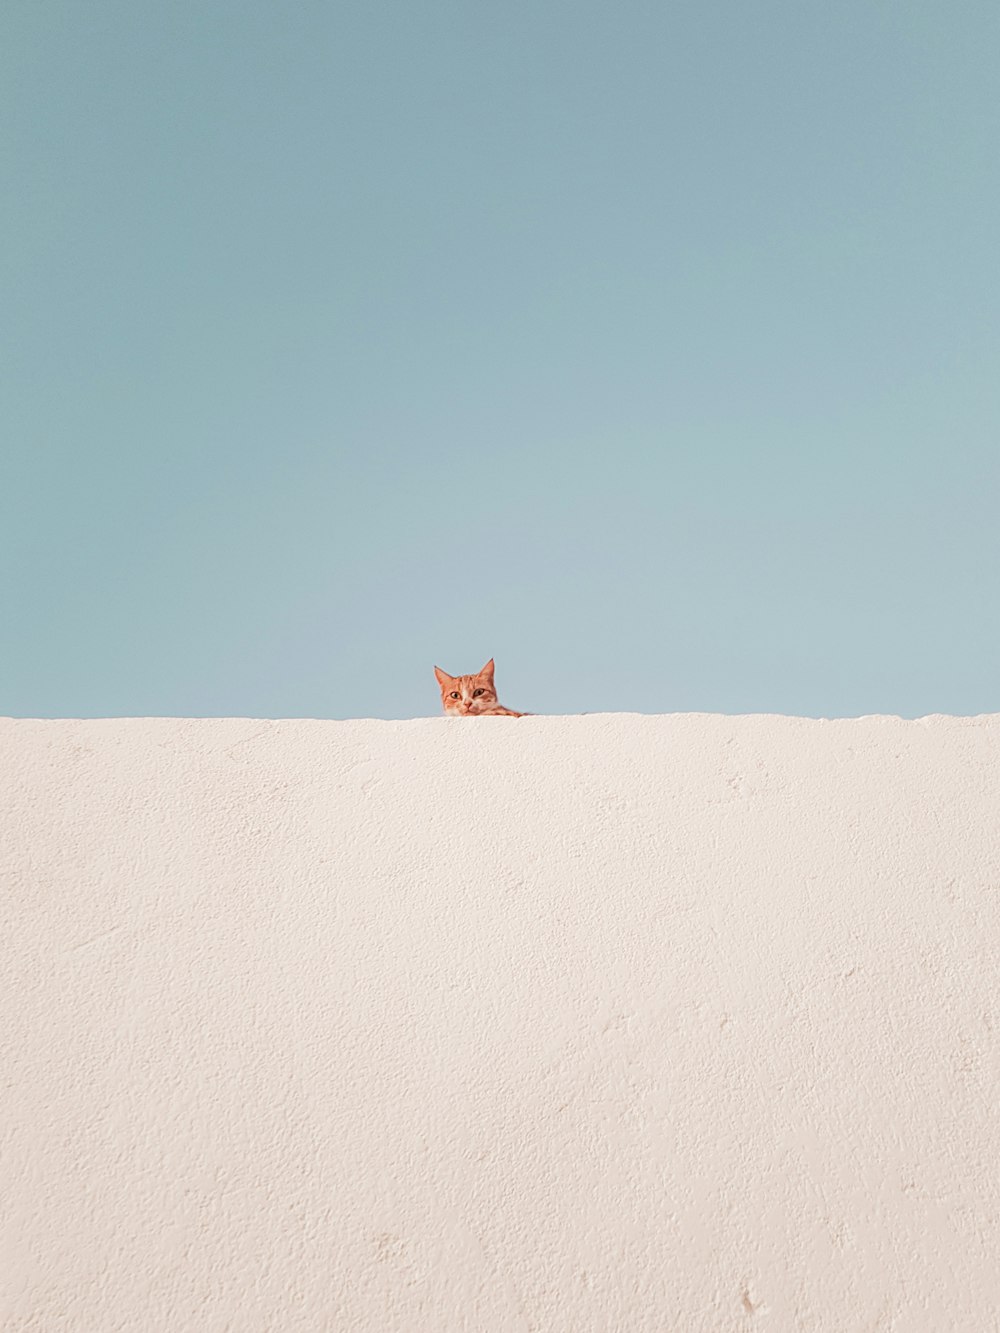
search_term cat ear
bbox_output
[477,658,495,681]
[434,666,454,687]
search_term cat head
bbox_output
[434,659,500,716]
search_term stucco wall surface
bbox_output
[2,713,999,1332]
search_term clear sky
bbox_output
[3,0,998,720]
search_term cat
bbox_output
[433,658,525,716]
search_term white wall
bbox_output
[3,714,999,1331]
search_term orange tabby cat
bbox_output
[434,659,525,716]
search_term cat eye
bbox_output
[450,692,460,699]
[473,689,484,697]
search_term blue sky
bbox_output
[3,0,998,719]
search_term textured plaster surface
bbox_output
[2,713,999,1332]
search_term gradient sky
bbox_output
[3,0,998,720]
